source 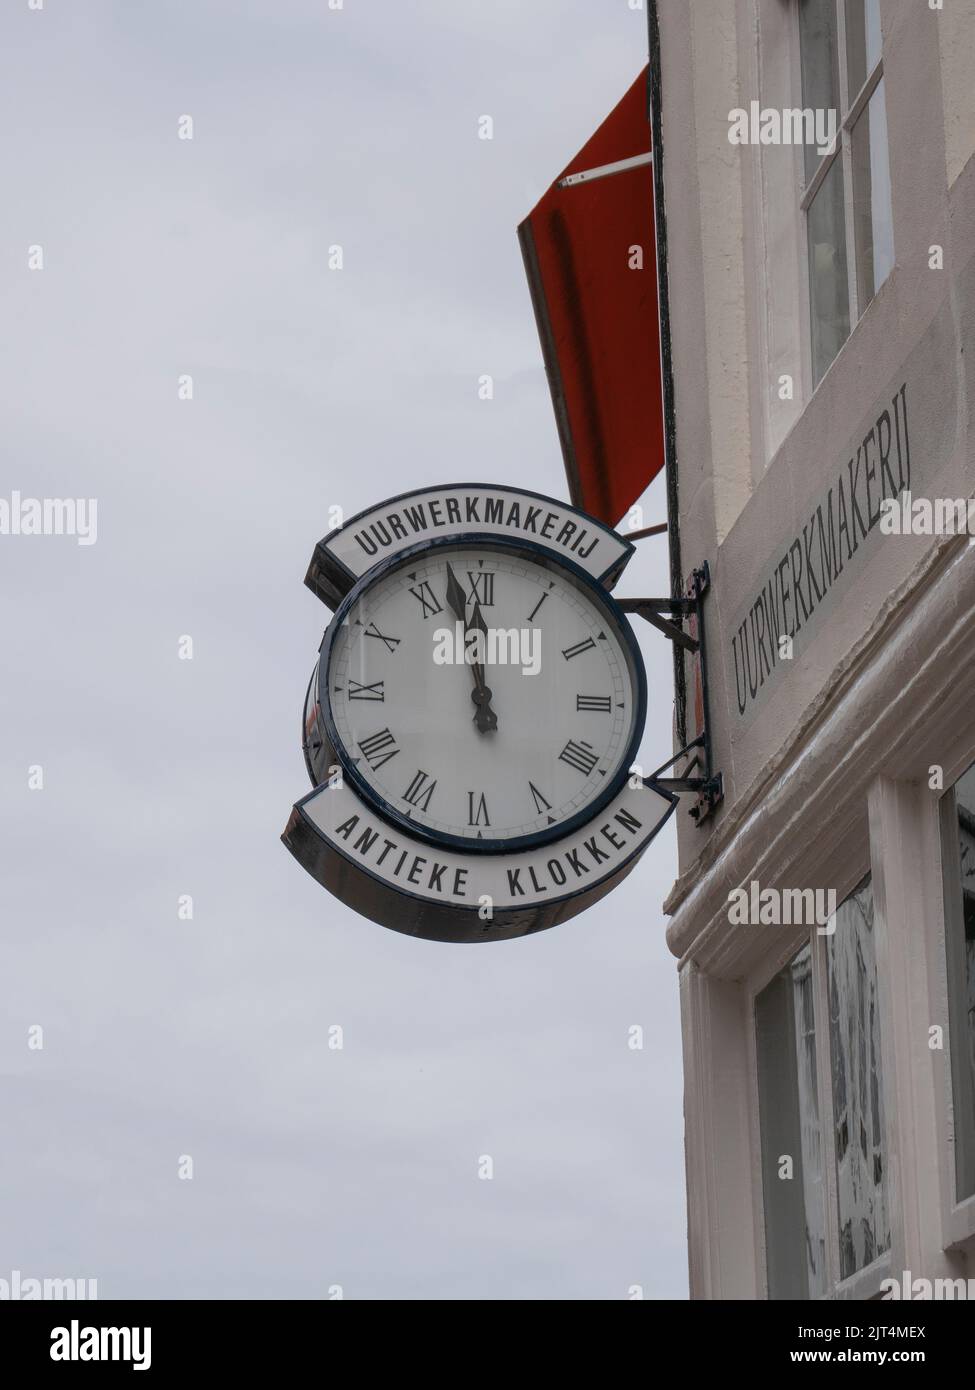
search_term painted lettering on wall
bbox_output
[730,382,911,718]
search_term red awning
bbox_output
[518,67,664,528]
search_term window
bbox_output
[756,941,828,1298]
[755,875,890,1296]
[940,764,975,1203]
[825,878,891,1277]
[799,0,893,385]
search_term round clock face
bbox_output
[319,538,645,852]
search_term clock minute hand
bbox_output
[443,564,498,732]
[467,600,498,733]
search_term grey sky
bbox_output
[1,0,686,1299]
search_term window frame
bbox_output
[797,0,888,381]
[746,865,894,1300]
[936,756,975,1253]
[746,744,975,1302]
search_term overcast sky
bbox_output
[1,0,687,1300]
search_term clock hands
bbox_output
[444,562,468,624]
[467,599,498,733]
[444,562,498,733]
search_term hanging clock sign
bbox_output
[282,485,679,943]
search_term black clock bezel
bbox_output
[318,533,648,856]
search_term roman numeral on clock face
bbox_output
[576,694,611,712]
[559,739,598,776]
[467,571,494,606]
[408,581,443,619]
[562,636,596,661]
[529,781,552,813]
[364,622,400,652]
[348,679,385,702]
[467,791,490,826]
[357,728,400,770]
[403,769,437,811]
[527,592,548,623]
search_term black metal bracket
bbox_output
[619,562,724,825]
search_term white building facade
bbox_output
[652,0,975,1299]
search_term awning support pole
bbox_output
[557,150,652,188]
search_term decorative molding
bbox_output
[665,534,975,973]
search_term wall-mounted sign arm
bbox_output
[649,737,723,824]
[648,736,704,793]
[617,596,698,652]
[620,562,723,824]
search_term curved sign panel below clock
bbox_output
[283,485,676,943]
[284,774,675,943]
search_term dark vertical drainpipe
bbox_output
[647,0,686,745]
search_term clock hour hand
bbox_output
[444,561,468,623]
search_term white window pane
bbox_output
[807,156,851,384]
[756,942,828,1299]
[852,77,894,306]
[826,877,891,1279]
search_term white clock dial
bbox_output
[321,541,644,851]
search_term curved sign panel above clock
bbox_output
[282,485,676,942]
